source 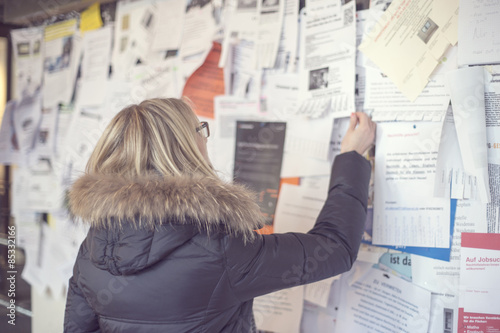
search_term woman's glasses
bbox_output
[196,121,210,138]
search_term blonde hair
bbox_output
[86,98,216,178]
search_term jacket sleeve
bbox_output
[64,256,101,332]
[223,151,371,302]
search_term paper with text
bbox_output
[10,27,44,99]
[434,105,483,200]
[459,233,500,331]
[364,68,450,122]
[336,265,431,333]
[484,65,500,234]
[254,0,284,69]
[43,19,80,107]
[212,96,262,180]
[179,1,219,80]
[254,285,304,333]
[359,0,458,101]
[446,66,490,203]
[81,25,112,82]
[150,0,185,52]
[219,0,258,68]
[412,199,487,294]
[273,0,299,73]
[0,101,22,165]
[298,0,355,118]
[458,0,500,66]
[373,122,450,247]
[111,0,155,81]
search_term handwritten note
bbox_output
[458,0,500,66]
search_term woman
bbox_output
[64,98,375,332]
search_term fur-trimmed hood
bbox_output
[69,173,265,275]
[69,173,265,242]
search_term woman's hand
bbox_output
[340,112,376,155]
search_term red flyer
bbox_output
[459,233,500,333]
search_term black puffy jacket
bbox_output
[63,151,370,332]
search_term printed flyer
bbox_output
[459,233,500,332]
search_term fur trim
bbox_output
[68,173,265,242]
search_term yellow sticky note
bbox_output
[80,2,103,34]
[47,213,55,228]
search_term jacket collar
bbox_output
[68,173,265,242]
